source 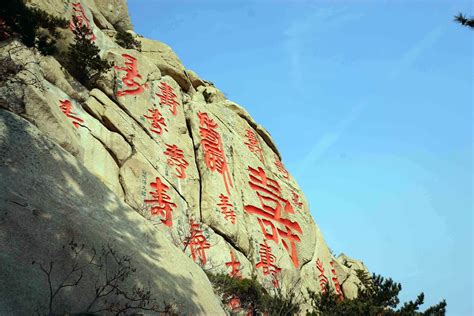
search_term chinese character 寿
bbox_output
[274,155,289,179]
[197,112,233,195]
[256,240,281,288]
[292,191,303,210]
[70,3,96,41]
[156,82,179,116]
[244,128,264,163]
[316,258,329,293]
[186,219,211,265]
[164,144,188,179]
[217,194,236,224]
[330,261,344,300]
[144,108,167,135]
[144,177,177,227]
[59,99,84,128]
[115,54,145,97]
[244,166,302,268]
[225,251,242,279]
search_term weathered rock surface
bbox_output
[0,110,224,314]
[0,0,369,314]
[139,37,192,92]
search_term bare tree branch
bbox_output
[34,238,176,315]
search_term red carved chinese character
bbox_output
[218,194,236,224]
[292,191,303,210]
[229,297,241,311]
[59,100,84,128]
[144,177,176,227]
[225,251,242,279]
[186,219,210,265]
[156,82,179,116]
[197,112,233,195]
[164,144,188,179]
[330,261,344,300]
[69,3,96,41]
[274,156,289,179]
[316,258,329,293]
[256,240,281,288]
[244,166,302,268]
[244,128,264,163]
[115,54,145,97]
[144,108,167,135]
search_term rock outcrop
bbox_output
[0,0,369,314]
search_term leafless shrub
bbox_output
[0,41,44,110]
[32,239,178,315]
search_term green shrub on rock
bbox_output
[63,17,112,88]
[0,0,67,55]
[115,27,141,50]
[306,270,447,316]
[206,272,301,315]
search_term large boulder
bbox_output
[93,0,133,30]
[139,38,193,92]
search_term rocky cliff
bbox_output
[0,1,369,314]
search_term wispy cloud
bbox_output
[390,26,445,79]
[295,24,445,176]
[283,6,362,89]
[295,101,368,176]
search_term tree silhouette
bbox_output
[454,13,474,29]
[306,269,447,316]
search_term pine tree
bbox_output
[454,13,474,29]
[307,270,447,316]
[65,17,111,88]
[0,0,67,54]
[206,272,300,315]
[115,27,141,50]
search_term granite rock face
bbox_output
[0,109,224,315]
[0,0,369,314]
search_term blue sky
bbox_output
[128,0,473,314]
